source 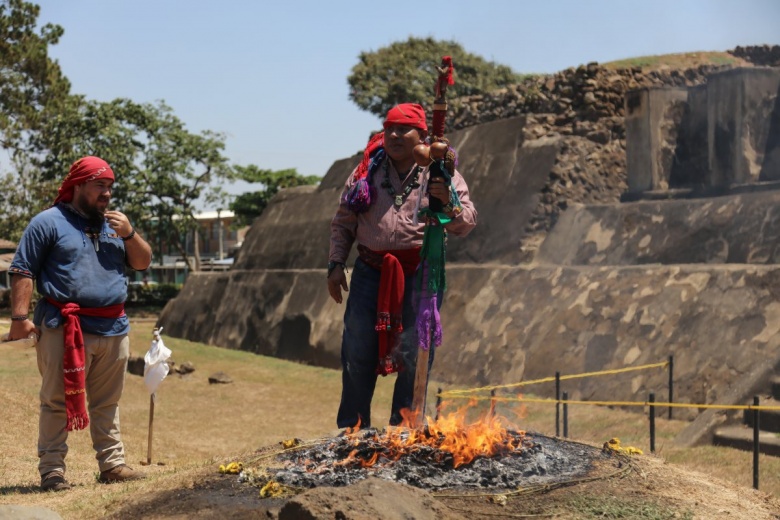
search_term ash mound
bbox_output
[267,428,615,492]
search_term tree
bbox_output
[0,0,73,240]
[0,0,71,156]
[229,166,320,228]
[0,96,235,273]
[348,37,523,119]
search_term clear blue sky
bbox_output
[35,0,780,195]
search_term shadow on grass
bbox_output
[104,473,281,520]
[0,484,42,495]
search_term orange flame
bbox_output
[348,400,527,469]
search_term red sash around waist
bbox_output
[357,245,421,376]
[45,297,126,431]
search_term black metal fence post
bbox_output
[563,391,569,439]
[649,392,656,453]
[668,355,674,420]
[489,389,496,418]
[555,372,561,437]
[754,395,760,490]
[435,387,442,422]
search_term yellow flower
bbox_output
[260,480,283,498]
[218,461,243,474]
[281,438,301,449]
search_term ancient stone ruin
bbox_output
[160,46,780,448]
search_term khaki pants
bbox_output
[36,326,129,476]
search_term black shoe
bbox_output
[41,470,71,492]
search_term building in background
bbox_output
[141,210,249,285]
[0,239,16,289]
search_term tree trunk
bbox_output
[192,228,202,272]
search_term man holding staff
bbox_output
[327,102,477,430]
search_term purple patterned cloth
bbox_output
[413,263,443,351]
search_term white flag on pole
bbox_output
[144,327,172,395]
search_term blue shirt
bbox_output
[10,204,130,336]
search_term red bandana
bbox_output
[343,104,428,213]
[53,156,115,206]
[383,103,428,132]
[354,104,428,184]
[46,298,126,431]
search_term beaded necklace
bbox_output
[381,161,420,207]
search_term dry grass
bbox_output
[2,317,780,519]
[602,50,749,71]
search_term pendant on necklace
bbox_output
[92,238,99,252]
[394,195,403,207]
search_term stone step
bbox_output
[743,396,780,433]
[713,424,780,457]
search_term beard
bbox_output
[74,191,109,225]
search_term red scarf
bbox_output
[373,248,421,376]
[53,156,114,206]
[46,298,126,431]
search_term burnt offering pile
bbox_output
[268,411,610,491]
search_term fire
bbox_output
[338,400,527,469]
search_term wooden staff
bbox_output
[410,56,455,428]
[144,393,155,465]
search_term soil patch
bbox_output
[108,434,780,520]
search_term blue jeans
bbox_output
[337,258,437,428]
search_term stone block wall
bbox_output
[624,67,780,194]
[625,87,689,193]
[159,46,780,435]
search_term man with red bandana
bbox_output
[328,103,477,429]
[7,156,152,491]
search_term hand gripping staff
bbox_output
[410,56,462,428]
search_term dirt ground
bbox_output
[103,445,780,520]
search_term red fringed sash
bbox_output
[45,298,126,431]
[363,247,421,376]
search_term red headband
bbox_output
[383,103,427,132]
[54,156,115,205]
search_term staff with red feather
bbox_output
[328,57,477,431]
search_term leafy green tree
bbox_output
[0,0,72,241]
[230,166,320,228]
[348,37,523,118]
[0,95,234,272]
[0,0,70,156]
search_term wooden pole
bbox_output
[145,393,155,465]
[411,348,431,428]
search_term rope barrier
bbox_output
[440,361,669,397]
[435,393,780,412]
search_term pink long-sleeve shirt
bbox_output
[329,159,477,264]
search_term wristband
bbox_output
[121,229,136,241]
[327,261,345,277]
[11,315,29,321]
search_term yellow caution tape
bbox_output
[441,361,669,397]
[436,393,780,412]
